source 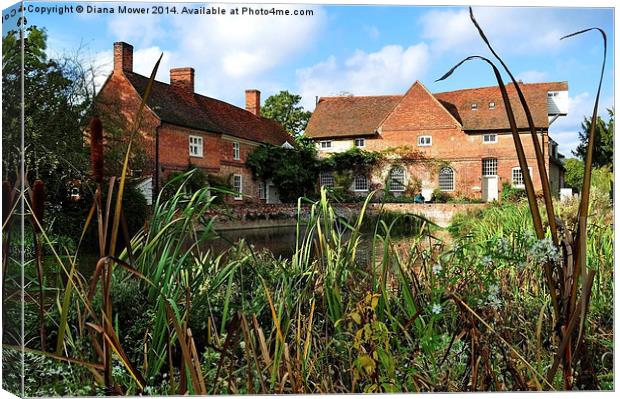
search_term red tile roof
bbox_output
[304,95,401,138]
[304,81,568,138]
[125,71,293,145]
[434,81,568,131]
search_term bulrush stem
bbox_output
[32,179,47,351]
[90,116,104,184]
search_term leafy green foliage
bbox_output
[320,148,383,174]
[2,26,92,197]
[572,108,614,169]
[246,144,320,202]
[260,90,311,139]
[563,158,585,192]
[501,182,527,202]
[161,165,229,203]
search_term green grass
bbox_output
[5,179,613,394]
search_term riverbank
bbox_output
[210,202,487,228]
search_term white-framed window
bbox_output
[471,103,478,111]
[438,167,455,192]
[417,136,432,147]
[319,172,334,188]
[233,174,243,200]
[389,166,406,192]
[489,102,496,109]
[320,140,332,149]
[483,134,497,144]
[233,142,240,160]
[355,138,365,147]
[189,135,203,157]
[258,181,267,200]
[512,167,533,188]
[482,158,498,176]
[353,175,369,192]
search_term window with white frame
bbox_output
[233,142,240,160]
[189,135,203,157]
[258,181,267,200]
[319,172,334,188]
[353,175,369,191]
[483,134,497,144]
[389,166,406,191]
[417,136,432,146]
[355,138,365,147]
[489,102,496,109]
[471,103,478,111]
[233,175,243,199]
[482,158,498,176]
[512,167,532,188]
[438,167,455,192]
[320,140,332,149]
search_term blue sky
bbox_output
[2,1,614,156]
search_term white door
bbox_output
[482,176,499,202]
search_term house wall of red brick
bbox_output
[96,72,266,204]
[359,81,555,199]
[362,129,549,197]
[94,72,160,176]
[158,123,220,176]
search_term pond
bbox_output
[68,221,442,279]
[209,224,439,264]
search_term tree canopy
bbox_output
[572,108,614,169]
[260,91,312,139]
[2,26,94,196]
[246,144,319,203]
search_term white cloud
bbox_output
[364,25,380,40]
[176,6,325,105]
[296,43,430,109]
[420,7,570,56]
[516,70,548,83]
[550,92,614,156]
[102,4,326,106]
[107,13,166,48]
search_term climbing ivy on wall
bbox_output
[246,143,320,202]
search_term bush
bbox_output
[501,182,527,202]
[432,188,450,203]
[161,166,229,203]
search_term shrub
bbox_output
[432,188,450,203]
[501,182,527,202]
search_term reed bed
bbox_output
[2,7,613,395]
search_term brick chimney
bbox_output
[170,67,195,93]
[245,89,261,116]
[113,42,133,73]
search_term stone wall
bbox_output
[207,202,486,228]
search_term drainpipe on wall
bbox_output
[153,125,161,205]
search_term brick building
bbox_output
[305,80,568,202]
[95,42,293,204]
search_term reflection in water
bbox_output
[209,225,428,264]
[210,225,300,258]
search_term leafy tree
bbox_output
[572,108,614,169]
[247,144,319,202]
[2,26,94,203]
[563,158,584,193]
[261,91,312,139]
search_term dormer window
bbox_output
[471,103,478,111]
[418,136,432,146]
[489,102,496,109]
[483,134,497,144]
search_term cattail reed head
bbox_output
[90,116,104,183]
[32,180,45,233]
[3,180,12,226]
